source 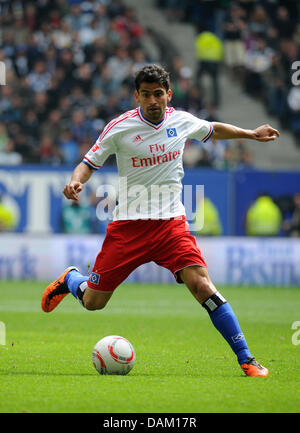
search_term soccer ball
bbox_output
[92,335,135,375]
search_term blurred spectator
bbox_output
[230,139,256,171]
[235,148,255,171]
[64,3,86,32]
[247,4,270,37]
[33,92,50,123]
[92,64,120,96]
[39,135,62,165]
[262,53,287,126]
[24,3,38,32]
[223,4,246,81]
[280,39,299,80]
[78,138,94,162]
[0,138,22,165]
[182,139,202,168]
[184,85,204,116]
[0,86,13,115]
[183,135,239,170]
[246,193,282,236]
[52,21,73,49]
[195,29,223,106]
[89,192,112,234]
[282,193,300,237]
[106,47,133,87]
[202,136,228,169]
[13,46,30,78]
[287,83,300,146]
[218,146,236,171]
[27,59,52,92]
[163,1,186,23]
[171,58,193,110]
[0,192,17,231]
[56,48,76,81]
[275,6,296,41]
[73,64,93,95]
[131,48,148,74]
[14,18,30,46]
[274,194,294,222]
[201,104,220,123]
[78,18,103,47]
[21,109,40,140]
[58,129,80,166]
[40,109,64,141]
[197,148,214,168]
[14,132,36,163]
[194,197,222,236]
[244,37,274,98]
[0,123,10,153]
[183,139,215,168]
[61,200,92,234]
[70,109,97,143]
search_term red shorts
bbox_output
[87,216,207,292]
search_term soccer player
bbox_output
[42,64,280,377]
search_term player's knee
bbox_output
[184,271,215,300]
[194,275,212,295]
[83,296,109,311]
[84,299,107,311]
[190,276,216,305]
[83,288,112,311]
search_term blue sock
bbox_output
[203,294,252,364]
[65,270,89,299]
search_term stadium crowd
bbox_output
[157,0,300,147]
[0,0,148,166]
[0,0,256,170]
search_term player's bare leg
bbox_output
[178,265,269,377]
[179,265,217,304]
[82,287,113,311]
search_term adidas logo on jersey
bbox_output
[133,135,143,142]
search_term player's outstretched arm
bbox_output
[212,122,280,142]
[63,162,94,201]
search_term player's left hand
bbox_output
[253,124,280,142]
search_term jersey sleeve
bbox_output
[82,121,118,170]
[185,112,214,143]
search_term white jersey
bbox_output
[83,106,213,220]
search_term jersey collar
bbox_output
[138,106,167,129]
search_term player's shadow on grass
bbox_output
[0,370,206,377]
[0,370,96,376]
[0,370,239,378]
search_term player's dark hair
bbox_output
[135,64,170,91]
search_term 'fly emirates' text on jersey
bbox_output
[83,106,214,220]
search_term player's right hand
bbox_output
[63,181,84,201]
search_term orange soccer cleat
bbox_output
[240,357,269,377]
[41,266,79,313]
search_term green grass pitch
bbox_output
[0,281,300,413]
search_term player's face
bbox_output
[135,82,172,123]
